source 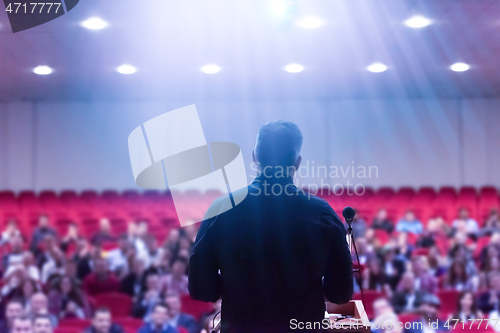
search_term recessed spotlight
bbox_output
[271,0,288,15]
[367,63,388,73]
[201,64,221,74]
[450,62,470,72]
[404,15,432,28]
[284,64,304,73]
[80,17,109,30]
[117,64,136,74]
[33,65,52,75]
[297,16,324,29]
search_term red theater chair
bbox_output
[59,318,92,330]
[114,317,143,333]
[398,313,420,325]
[95,293,132,317]
[436,290,459,317]
[55,328,81,333]
[353,291,385,319]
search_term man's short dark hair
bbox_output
[173,257,188,266]
[7,298,24,307]
[13,314,32,325]
[255,120,303,167]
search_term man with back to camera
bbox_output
[189,120,353,332]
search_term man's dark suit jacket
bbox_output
[189,175,353,332]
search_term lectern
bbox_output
[326,300,371,333]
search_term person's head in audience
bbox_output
[145,273,161,292]
[456,291,477,317]
[74,238,88,255]
[183,224,198,242]
[93,258,110,279]
[171,258,188,277]
[137,221,148,237]
[490,232,500,245]
[373,298,395,319]
[66,223,79,238]
[6,219,19,234]
[448,260,467,284]
[486,256,500,274]
[164,294,181,318]
[165,229,180,246]
[403,210,416,222]
[21,279,38,300]
[489,273,500,292]
[57,276,80,301]
[366,256,382,276]
[178,237,192,251]
[418,294,440,322]
[99,218,111,234]
[150,303,169,328]
[397,272,415,293]
[458,208,470,221]
[5,299,24,329]
[42,235,56,253]
[38,215,50,229]
[91,308,112,333]
[32,315,53,333]
[12,315,32,333]
[376,209,388,221]
[411,255,430,276]
[64,261,78,280]
[30,293,49,315]
[11,236,24,254]
[127,222,138,238]
[22,252,35,267]
[117,234,130,253]
[354,237,367,256]
[382,244,395,262]
[131,257,145,277]
[144,234,158,253]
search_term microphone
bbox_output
[342,206,356,223]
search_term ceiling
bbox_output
[0,0,499,101]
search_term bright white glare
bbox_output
[284,64,304,73]
[80,17,109,30]
[33,66,52,75]
[404,15,432,28]
[297,16,324,29]
[117,64,137,74]
[201,64,221,74]
[450,62,470,72]
[367,63,388,73]
[271,1,288,15]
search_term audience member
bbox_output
[165,294,197,333]
[83,307,125,333]
[391,272,427,314]
[372,209,394,234]
[2,236,26,271]
[32,314,53,333]
[137,303,178,333]
[1,219,21,245]
[411,255,438,294]
[90,219,116,245]
[41,248,66,284]
[452,208,479,237]
[12,314,33,333]
[372,298,401,333]
[29,215,57,255]
[4,252,41,282]
[107,234,132,277]
[478,273,500,315]
[120,257,146,299]
[443,260,477,291]
[482,209,500,237]
[48,275,89,318]
[351,210,367,240]
[396,211,423,235]
[27,293,58,327]
[404,294,448,333]
[82,258,120,296]
[162,258,189,296]
[449,290,483,321]
[0,299,24,332]
[139,235,162,269]
[132,273,164,320]
[60,223,82,254]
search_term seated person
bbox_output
[452,208,479,236]
[372,209,394,233]
[30,214,57,255]
[2,236,26,271]
[372,298,401,333]
[0,219,21,245]
[27,293,58,327]
[449,291,483,321]
[0,299,24,333]
[60,222,82,254]
[82,258,120,296]
[395,210,423,235]
[91,218,116,245]
[120,257,146,299]
[33,314,54,333]
[132,273,164,320]
[162,258,188,296]
[404,294,448,333]
[48,275,90,318]
[83,307,125,333]
[390,272,427,314]
[411,255,438,294]
[165,294,197,333]
[12,314,33,333]
[138,303,178,333]
[106,234,132,277]
[478,272,500,315]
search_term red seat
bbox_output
[398,313,420,324]
[95,293,132,317]
[180,294,214,320]
[114,317,143,332]
[436,290,459,317]
[59,318,91,330]
[55,328,81,333]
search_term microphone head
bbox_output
[342,206,356,222]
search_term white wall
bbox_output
[0,99,499,192]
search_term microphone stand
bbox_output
[345,216,366,312]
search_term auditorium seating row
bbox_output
[0,186,498,234]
